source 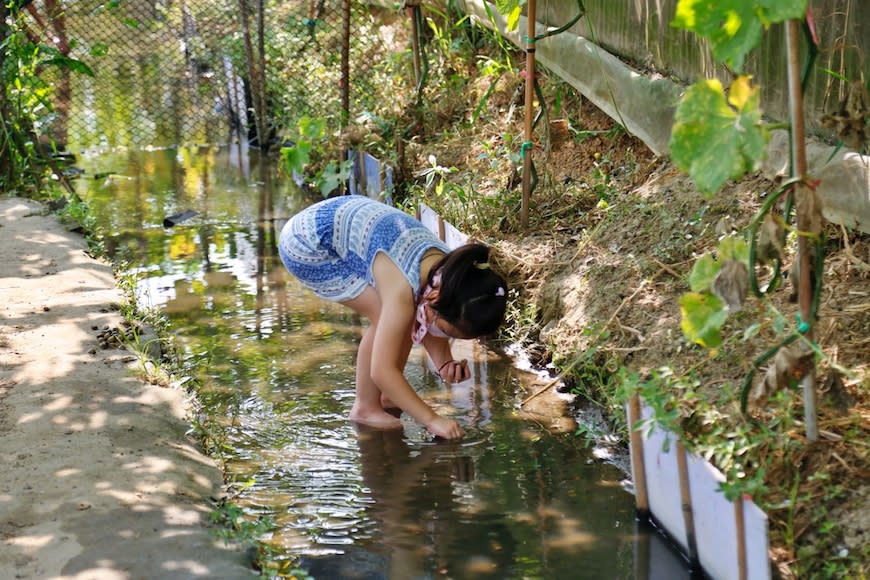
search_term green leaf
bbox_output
[819,68,848,83]
[672,0,808,72]
[280,142,312,174]
[669,78,767,195]
[495,0,519,17]
[317,160,352,197]
[41,55,95,77]
[507,5,521,32]
[689,253,719,292]
[718,235,749,263]
[90,43,110,58]
[680,292,729,348]
[297,116,326,141]
[758,0,810,24]
[771,307,787,334]
[672,1,760,72]
[494,0,523,31]
[742,322,761,341]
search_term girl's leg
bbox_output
[343,288,403,429]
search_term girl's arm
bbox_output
[421,333,470,383]
[370,255,463,439]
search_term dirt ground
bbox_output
[0,198,252,579]
[404,76,870,576]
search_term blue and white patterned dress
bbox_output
[278,195,449,302]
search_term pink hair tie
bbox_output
[495,287,505,297]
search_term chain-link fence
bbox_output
[26,0,394,154]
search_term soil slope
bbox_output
[407,85,870,576]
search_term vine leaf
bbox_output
[281,141,313,174]
[41,53,95,77]
[280,115,325,174]
[670,77,767,196]
[689,253,719,292]
[680,292,728,349]
[757,0,811,24]
[317,160,353,197]
[689,235,749,289]
[718,235,749,263]
[672,0,809,72]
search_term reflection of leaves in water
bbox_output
[168,231,197,259]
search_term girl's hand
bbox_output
[427,415,463,440]
[438,359,470,383]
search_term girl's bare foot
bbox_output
[349,406,403,429]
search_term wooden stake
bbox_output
[785,18,818,442]
[735,495,747,580]
[520,0,536,231]
[408,5,422,87]
[627,394,649,516]
[339,0,351,190]
[675,440,697,563]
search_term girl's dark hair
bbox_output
[427,243,508,338]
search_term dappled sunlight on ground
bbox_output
[0,198,251,578]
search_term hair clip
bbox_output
[495,287,505,297]
[474,261,491,270]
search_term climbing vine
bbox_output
[667,1,835,426]
[670,1,809,193]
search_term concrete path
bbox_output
[0,197,252,579]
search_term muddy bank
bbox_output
[0,198,251,579]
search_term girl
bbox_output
[278,195,508,439]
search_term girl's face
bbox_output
[428,312,469,340]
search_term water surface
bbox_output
[74,146,691,579]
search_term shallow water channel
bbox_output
[74,145,693,579]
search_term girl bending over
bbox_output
[278,195,507,439]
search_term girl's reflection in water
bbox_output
[346,425,514,579]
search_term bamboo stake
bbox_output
[627,394,649,517]
[408,2,422,87]
[675,440,697,563]
[735,495,747,580]
[634,519,651,580]
[785,18,818,442]
[520,0,536,230]
[339,0,351,189]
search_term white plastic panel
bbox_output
[418,203,442,240]
[639,404,689,553]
